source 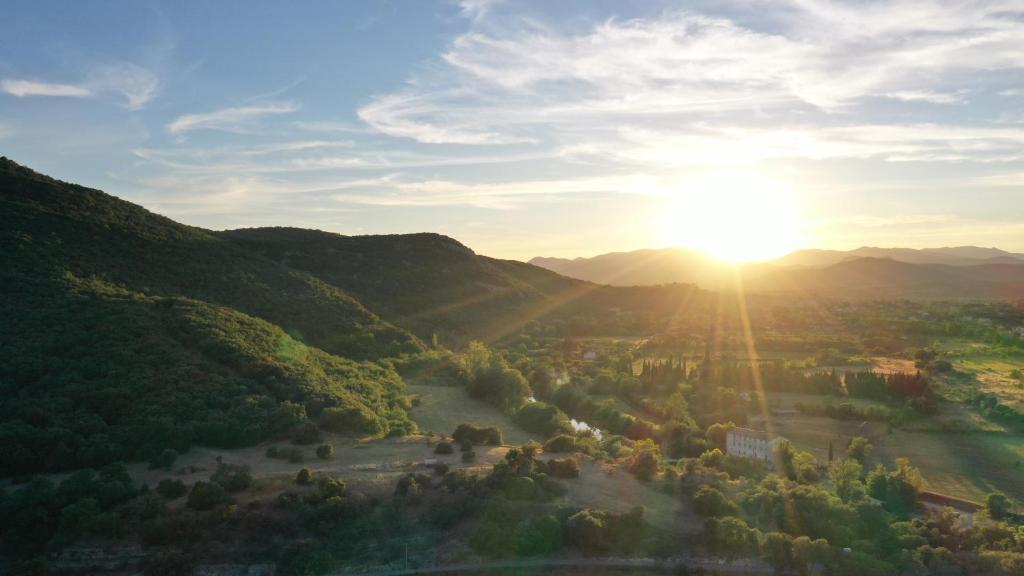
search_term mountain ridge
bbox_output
[529,245,1024,297]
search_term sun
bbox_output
[660,172,801,262]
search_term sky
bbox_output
[2,0,1023,260]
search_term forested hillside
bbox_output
[0,159,420,474]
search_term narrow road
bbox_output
[334,556,773,576]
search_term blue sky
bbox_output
[2,0,1023,259]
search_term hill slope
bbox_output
[0,158,422,475]
[1,158,421,359]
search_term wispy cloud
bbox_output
[1,79,92,98]
[357,2,1024,150]
[457,0,502,22]
[883,91,965,104]
[2,62,159,109]
[167,103,298,136]
[90,62,160,110]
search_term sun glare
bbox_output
[661,172,801,262]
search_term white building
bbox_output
[726,427,786,465]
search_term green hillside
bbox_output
[0,158,420,475]
[1,158,421,360]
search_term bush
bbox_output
[210,463,252,492]
[295,468,313,485]
[433,463,450,475]
[544,434,577,453]
[316,444,334,460]
[187,481,227,510]
[150,449,179,471]
[156,478,188,500]
[452,423,502,446]
[462,450,476,463]
[547,457,580,478]
[434,441,454,454]
[319,406,386,436]
[267,445,304,462]
[514,401,571,436]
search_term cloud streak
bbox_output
[2,61,160,109]
[1,79,92,98]
[167,103,298,136]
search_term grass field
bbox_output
[874,431,1024,502]
[548,458,700,534]
[755,408,1024,502]
[408,384,539,445]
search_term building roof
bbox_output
[727,427,776,440]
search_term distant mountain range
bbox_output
[530,246,1024,299]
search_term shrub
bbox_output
[187,481,227,510]
[514,401,571,436]
[544,434,577,453]
[452,423,502,446]
[314,474,346,499]
[547,457,580,478]
[210,463,252,492]
[150,449,179,471]
[156,478,188,500]
[319,406,386,436]
[295,468,313,485]
[434,441,454,454]
[462,450,476,463]
[433,463,450,475]
[316,444,334,460]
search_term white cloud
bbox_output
[357,1,1024,148]
[2,62,159,109]
[1,79,92,98]
[167,103,298,136]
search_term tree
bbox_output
[761,532,794,574]
[847,437,872,464]
[986,492,1013,520]
[316,444,334,460]
[793,451,819,484]
[693,485,738,518]
[705,516,761,558]
[156,478,188,500]
[514,515,562,556]
[828,459,865,503]
[791,536,830,576]
[567,510,607,554]
[773,439,797,480]
[628,439,662,481]
[699,448,725,469]
[706,422,734,451]
[867,459,921,514]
